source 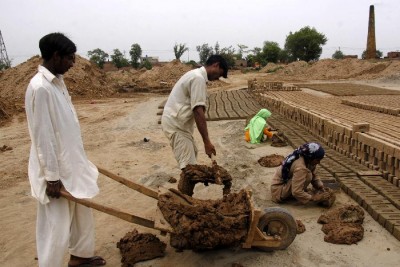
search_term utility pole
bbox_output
[0,30,11,69]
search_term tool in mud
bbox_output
[60,166,297,252]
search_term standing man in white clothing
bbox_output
[161,55,228,195]
[25,33,106,267]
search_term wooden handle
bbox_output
[96,166,159,200]
[60,189,156,229]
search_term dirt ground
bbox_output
[1,69,400,266]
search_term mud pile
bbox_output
[296,219,306,234]
[258,154,284,167]
[318,205,364,244]
[260,58,400,81]
[135,60,192,89]
[178,163,233,196]
[117,229,166,266]
[158,189,251,251]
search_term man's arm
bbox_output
[193,105,216,157]
[30,88,62,198]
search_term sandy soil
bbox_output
[1,73,400,267]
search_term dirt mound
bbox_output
[317,205,364,244]
[117,229,166,266]
[136,60,192,89]
[0,55,115,123]
[158,189,251,251]
[296,219,306,234]
[262,59,400,81]
[258,154,284,167]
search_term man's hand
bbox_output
[46,180,62,198]
[204,141,216,158]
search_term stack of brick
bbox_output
[342,99,400,116]
[252,90,400,188]
[248,79,300,92]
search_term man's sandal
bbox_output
[67,256,106,267]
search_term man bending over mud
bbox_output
[161,55,228,170]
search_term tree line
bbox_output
[85,25,383,71]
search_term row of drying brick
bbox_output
[267,113,400,241]
[341,99,400,116]
[247,80,300,91]
[255,91,400,188]
[256,90,400,143]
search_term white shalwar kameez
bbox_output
[25,66,100,267]
[161,66,208,169]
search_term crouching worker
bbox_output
[244,108,273,144]
[271,142,334,207]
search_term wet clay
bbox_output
[158,189,251,251]
[317,205,364,244]
[312,188,336,208]
[258,154,284,167]
[117,229,166,266]
[178,162,232,196]
[296,219,306,234]
[271,132,288,147]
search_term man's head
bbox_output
[204,55,228,81]
[39,32,76,75]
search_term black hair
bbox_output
[39,32,77,61]
[205,55,228,78]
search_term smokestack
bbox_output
[366,5,376,59]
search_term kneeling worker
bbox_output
[244,108,274,144]
[271,142,332,205]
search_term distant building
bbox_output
[387,52,400,59]
[141,55,159,64]
[234,59,247,68]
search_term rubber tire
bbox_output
[256,207,297,251]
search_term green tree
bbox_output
[196,43,214,64]
[244,47,263,67]
[278,49,290,63]
[220,45,236,68]
[87,48,109,69]
[332,49,344,59]
[237,44,248,60]
[111,49,129,69]
[173,43,188,60]
[129,43,142,68]
[284,26,327,62]
[214,42,220,55]
[262,41,281,63]
[0,61,10,70]
[361,49,383,59]
[140,59,152,70]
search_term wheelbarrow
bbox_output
[60,166,297,251]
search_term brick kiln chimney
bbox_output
[366,5,376,59]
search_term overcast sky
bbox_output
[1,0,399,66]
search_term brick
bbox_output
[377,213,400,233]
[393,226,400,241]
[368,203,398,220]
[357,170,382,176]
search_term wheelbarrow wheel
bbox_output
[256,207,297,251]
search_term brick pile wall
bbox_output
[248,79,300,92]
[252,91,400,187]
